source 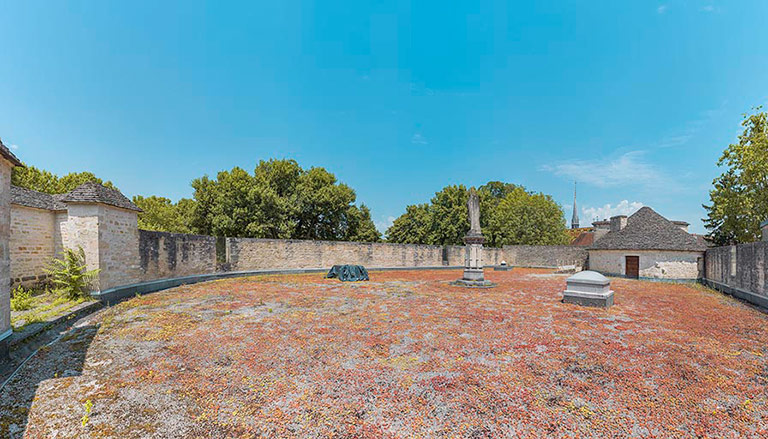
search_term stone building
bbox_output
[9,182,142,290]
[588,207,707,280]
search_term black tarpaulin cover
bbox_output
[325,265,370,281]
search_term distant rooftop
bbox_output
[0,138,23,167]
[590,207,706,252]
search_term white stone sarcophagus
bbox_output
[562,270,614,308]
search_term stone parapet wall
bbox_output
[10,205,57,286]
[226,238,450,271]
[0,159,12,342]
[139,230,217,282]
[503,245,588,268]
[705,242,768,303]
[98,207,140,290]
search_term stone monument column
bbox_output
[453,187,494,287]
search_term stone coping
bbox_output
[701,278,768,311]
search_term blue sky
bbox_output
[1,1,766,235]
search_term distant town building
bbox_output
[570,182,579,229]
[588,207,707,280]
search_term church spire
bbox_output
[571,182,580,229]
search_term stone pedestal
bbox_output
[452,233,495,288]
[562,270,614,308]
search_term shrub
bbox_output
[10,285,34,311]
[46,248,100,300]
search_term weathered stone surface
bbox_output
[588,249,703,280]
[0,157,14,358]
[139,230,217,281]
[705,242,768,304]
[503,245,588,269]
[10,205,56,287]
[562,270,614,308]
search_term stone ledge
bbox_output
[563,290,614,308]
[701,278,768,311]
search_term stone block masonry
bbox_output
[139,230,217,282]
[225,238,506,272]
[704,242,768,308]
[503,245,588,269]
[10,205,57,286]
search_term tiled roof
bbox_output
[0,138,23,167]
[761,219,768,228]
[61,182,141,212]
[10,186,67,211]
[570,231,595,247]
[589,207,706,252]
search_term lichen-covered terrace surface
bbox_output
[2,269,768,438]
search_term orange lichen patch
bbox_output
[2,269,768,438]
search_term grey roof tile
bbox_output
[589,207,706,252]
[61,182,141,212]
[10,185,67,211]
[0,138,23,167]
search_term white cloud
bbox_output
[541,151,669,189]
[582,200,644,223]
[374,215,396,234]
[701,5,715,12]
[411,133,428,145]
[657,5,668,13]
[9,144,18,150]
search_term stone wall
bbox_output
[0,158,13,349]
[226,238,448,271]
[503,245,588,268]
[98,206,140,289]
[589,249,703,280]
[10,205,57,286]
[139,230,217,282]
[62,204,102,289]
[704,242,768,307]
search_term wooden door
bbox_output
[625,256,639,279]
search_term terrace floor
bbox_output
[1,268,767,438]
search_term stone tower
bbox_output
[571,182,580,229]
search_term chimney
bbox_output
[762,219,768,242]
[610,215,627,233]
[672,221,690,233]
[592,220,611,241]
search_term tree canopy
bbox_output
[132,196,196,234]
[386,181,570,247]
[704,107,768,245]
[148,159,380,241]
[12,165,117,194]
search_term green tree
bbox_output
[386,182,569,246]
[190,159,380,241]
[704,107,768,245]
[485,189,570,246]
[386,204,432,244]
[12,165,117,194]
[133,195,196,234]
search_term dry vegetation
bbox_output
[2,269,767,438]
